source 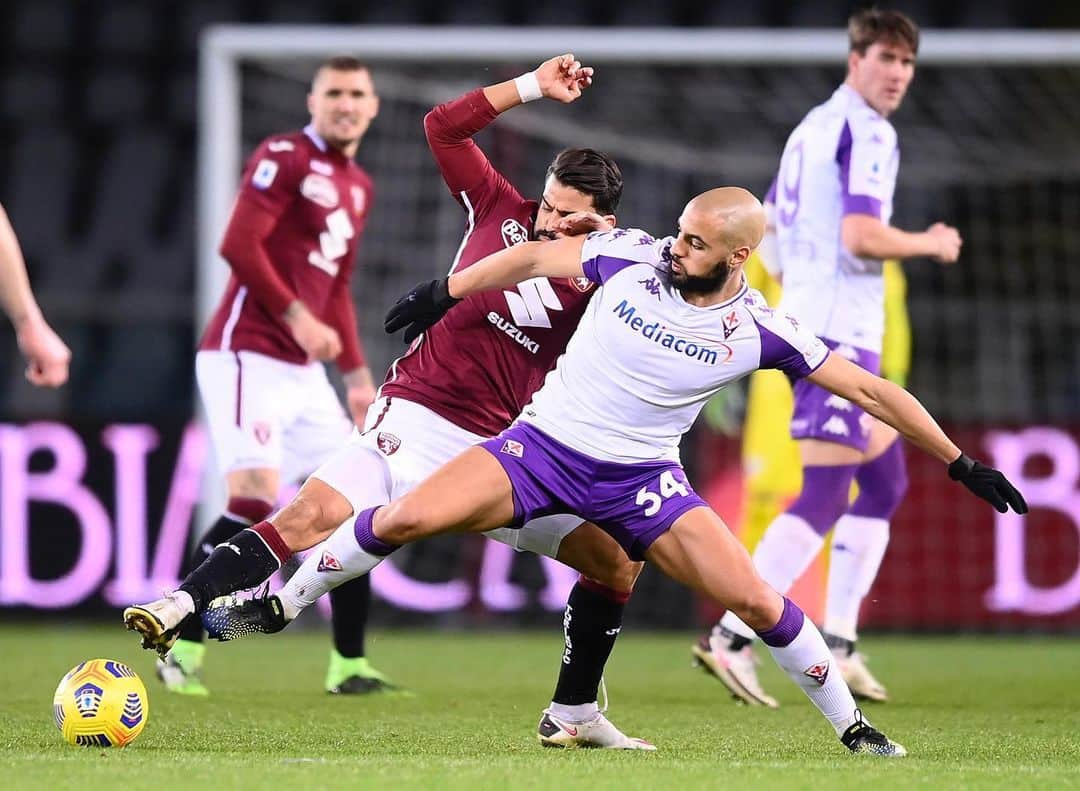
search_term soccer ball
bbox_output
[53,659,149,747]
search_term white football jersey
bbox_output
[768,84,900,353]
[519,229,829,463]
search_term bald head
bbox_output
[683,187,766,251]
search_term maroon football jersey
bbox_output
[380,90,595,437]
[200,127,373,368]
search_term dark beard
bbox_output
[669,261,735,296]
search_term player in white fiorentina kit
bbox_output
[698,9,964,707]
[216,187,1023,755]
[164,57,388,696]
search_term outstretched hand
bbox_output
[536,53,594,104]
[948,454,1028,514]
[384,278,460,344]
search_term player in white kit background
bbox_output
[697,8,965,707]
[230,187,1023,755]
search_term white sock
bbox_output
[824,515,890,643]
[548,701,599,723]
[717,513,825,641]
[276,520,387,621]
[762,613,861,736]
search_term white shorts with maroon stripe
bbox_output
[196,350,352,482]
[313,395,583,559]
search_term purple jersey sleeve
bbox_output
[752,305,829,379]
[580,229,658,284]
[836,117,897,219]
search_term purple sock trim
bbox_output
[353,507,399,557]
[849,440,909,520]
[757,597,806,647]
[787,464,859,535]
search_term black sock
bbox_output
[176,514,251,642]
[552,577,629,706]
[179,526,283,613]
[328,574,371,659]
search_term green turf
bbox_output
[1,624,1078,790]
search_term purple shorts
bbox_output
[790,339,881,452]
[480,422,707,561]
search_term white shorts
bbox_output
[313,396,583,559]
[196,350,352,483]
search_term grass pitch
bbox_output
[1,623,1078,789]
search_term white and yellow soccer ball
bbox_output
[53,659,149,747]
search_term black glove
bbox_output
[948,453,1028,514]
[384,278,460,344]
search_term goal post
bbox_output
[197,25,1080,339]
[195,26,1080,627]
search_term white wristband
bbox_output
[513,71,543,103]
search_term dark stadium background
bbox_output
[0,1,1077,631]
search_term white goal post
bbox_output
[196,25,1080,332]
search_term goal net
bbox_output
[199,28,1080,629]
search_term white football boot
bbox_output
[838,651,889,702]
[123,591,194,658]
[692,630,780,708]
[537,709,656,750]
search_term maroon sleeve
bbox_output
[218,196,296,317]
[424,88,521,217]
[328,280,365,371]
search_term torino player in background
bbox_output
[0,201,71,387]
[158,56,388,697]
[128,55,655,749]
[696,9,963,707]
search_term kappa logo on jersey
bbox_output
[569,276,594,294]
[824,394,853,412]
[351,185,366,216]
[253,421,272,445]
[835,344,859,361]
[500,439,524,458]
[858,412,875,435]
[301,173,339,209]
[310,159,334,176]
[500,218,530,248]
[376,432,401,456]
[786,315,800,330]
[722,309,740,339]
[635,232,655,246]
[803,661,830,685]
[252,159,279,189]
[821,416,850,437]
[267,140,295,152]
[317,551,342,573]
[638,277,661,299]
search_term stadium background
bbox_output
[0,1,1078,633]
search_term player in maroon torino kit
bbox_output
[128,55,655,749]
[157,56,388,697]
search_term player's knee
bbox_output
[588,557,643,594]
[728,582,780,632]
[376,497,435,544]
[787,464,857,534]
[274,493,331,551]
[851,442,909,520]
